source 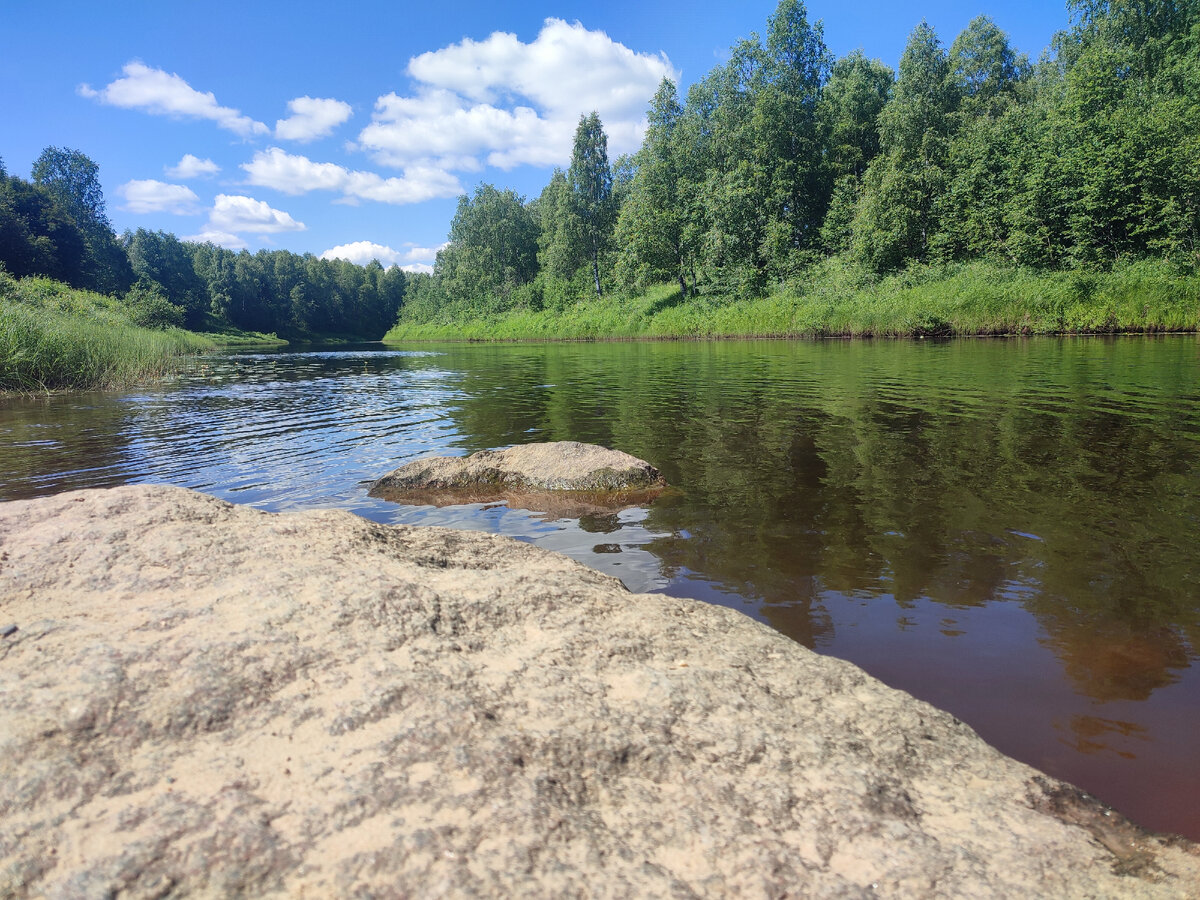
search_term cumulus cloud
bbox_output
[320,241,403,266]
[408,18,674,117]
[242,147,462,206]
[320,241,445,270]
[359,90,566,171]
[165,154,220,179]
[357,19,676,171]
[118,179,201,214]
[182,229,249,250]
[275,96,354,142]
[79,62,268,137]
[207,194,306,234]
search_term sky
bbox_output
[3,1,1070,273]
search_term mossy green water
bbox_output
[384,260,1200,342]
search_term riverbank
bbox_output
[0,272,284,392]
[3,483,1197,897]
[384,259,1200,342]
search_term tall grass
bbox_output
[1,272,215,392]
[384,258,1200,342]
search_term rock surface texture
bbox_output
[1,485,1197,898]
[369,441,667,513]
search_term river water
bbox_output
[2,337,1198,840]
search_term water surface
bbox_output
[2,337,1198,839]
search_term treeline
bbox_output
[6,0,1196,341]
[141,235,406,337]
[1,150,406,338]
[400,0,1200,327]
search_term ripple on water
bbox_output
[2,337,1200,840]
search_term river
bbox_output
[2,336,1198,840]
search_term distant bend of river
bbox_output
[2,336,1198,841]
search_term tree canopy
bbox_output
[6,0,1198,337]
[568,112,616,298]
[2,151,407,338]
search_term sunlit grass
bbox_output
[0,272,215,392]
[384,259,1200,342]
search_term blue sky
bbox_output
[3,1,1069,272]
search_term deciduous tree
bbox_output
[568,112,616,298]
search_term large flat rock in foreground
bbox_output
[1,486,1196,898]
[369,441,667,514]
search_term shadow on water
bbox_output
[2,336,1198,839]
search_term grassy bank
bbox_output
[193,321,289,350]
[384,259,1200,342]
[0,272,278,392]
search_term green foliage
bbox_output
[31,146,111,232]
[852,21,956,272]
[3,155,408,341]
[10,0,1200,342]
[0,173,89,284]
[386,257,1200,341]
[182,243,406,339]
[125,229,208,327]
[122,280,185,330]
[568,112,617,297]
[533,170,578,280]
[31,147,132,294]
[438,184,539,304]
[0,155,132,296]
[949,15,1027,114]
[820,176,862,253]
[389,0,1200,333]
[0,270,213,392]
[615,78,696,296]
[819,51,894,181]
[672,1,833,293]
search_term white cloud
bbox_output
[166,154,220,179]
[356,19,677,172]
[275,96,354,142]
[207,194,306,234]
[321,241,403,266]
[79,62,268,137]
[118,179,201,214]
[182,229,248,250]
[320,241,445,268]
[408,18,674,118]
[359,90,566,171]
[242,147,462,206]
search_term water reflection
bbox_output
[1042,622,1190,703]
[1,337,1198,839]
[1061,715,1149,759]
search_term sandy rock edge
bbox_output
[0,485,1196,899]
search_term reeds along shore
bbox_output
[384,260,1200,342]
[0,271,278,393]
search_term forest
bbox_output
[393,0,1200,336]
[0,148,405,340]
[2,0,1199,344]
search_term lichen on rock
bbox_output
[1,485,1197,898]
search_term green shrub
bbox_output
[122,281,186,330]
[1,270,213,392]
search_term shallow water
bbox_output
[2,337,1198,839]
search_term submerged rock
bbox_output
[369,441,667,513]
[1,485,1197,898]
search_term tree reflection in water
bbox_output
[2,337,1197,838]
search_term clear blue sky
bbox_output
[3,1,1070,272]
